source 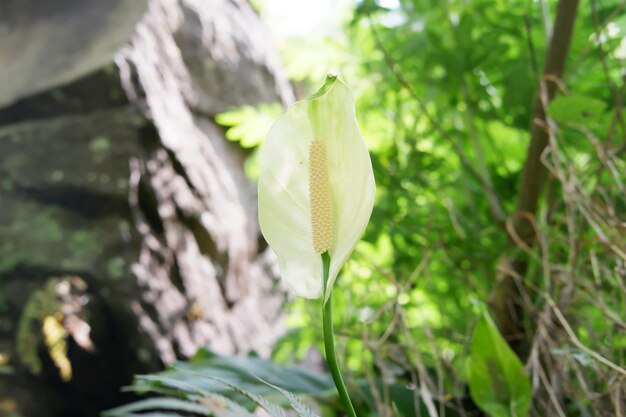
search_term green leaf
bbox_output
[468,312,532,417]
[548,94,606,125]
[103,397,214,416]
[105,385,265,417]
[103,394,257,417]
[256,377,320,417]
[203,376,289,417]
[215,104,283,148]
[199,393,258,417]
[111,413,189,417]
[120,349,333,415]
[119,349,457,417]
[126,348,334,400]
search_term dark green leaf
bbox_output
[468,312,532,417]
[103,397,213,416]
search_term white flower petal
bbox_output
[258,94,322,297]
[258,75,375,300]
[307,79,376,300]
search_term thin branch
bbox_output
[492,0,581,359]
[547,297,626,377]
[515,0,581,242]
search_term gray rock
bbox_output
[0,0,148,107]
[0,0,293,415]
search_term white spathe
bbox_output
[258,75,376,300]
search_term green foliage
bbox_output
[110,349,450,417]
[114,0,626,415]
[105,397,245,417]
[105,351,322,417]
[109,349,330,416]
[215,104,283,148]
[128,348,333,397]
[259,380,319,417]
[548,93,607,125]
[468,312,531,417]
[250,0,625,415]
[16,278,63,375]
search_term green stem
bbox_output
[321,252,358,417]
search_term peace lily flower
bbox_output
[258,75,375,301]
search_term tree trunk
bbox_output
[490,0,580,358]
[0,1,293,416]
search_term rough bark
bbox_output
[491,0,580,358]
[0,1,293,416]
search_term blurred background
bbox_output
[1,0,625,416]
